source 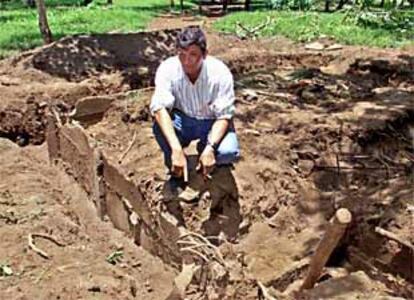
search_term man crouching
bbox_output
[150,27,240,185]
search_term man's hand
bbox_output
[197,145,216,180]
[154,109,188,182]
[171,148,188,182]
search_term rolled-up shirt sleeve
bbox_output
[150,62,175,115]
[209,70,235,119]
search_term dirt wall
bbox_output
[29,29,181,84]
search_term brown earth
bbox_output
[0,13,413,300]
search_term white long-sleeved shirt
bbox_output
[150,55,235,120]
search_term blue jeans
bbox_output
[153,110,240,168]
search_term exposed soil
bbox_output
[0,13,413,300]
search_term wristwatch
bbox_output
[207,140,219,152]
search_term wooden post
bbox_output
[301,208,352,290]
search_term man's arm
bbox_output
[208,119,230,147]
[198,65,235,177]
[154,108,188,182]
[150,60,188,182]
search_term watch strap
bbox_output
[207,140,219,152]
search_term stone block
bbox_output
[59,124,98,197]
[46,112,60,162]
[105,186,131,234]
[102,155,152,224]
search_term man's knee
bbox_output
[216,132,240,165]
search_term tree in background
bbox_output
[26,0,36,8]
[170,0,184,12]
[35,0,53,44]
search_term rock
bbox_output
[16,135,28,147]
[305,42,325,51]
[144,280,153,293]
[300,88,319,104]
[87,285,101,292]
[178,186,200,203]
[326,43,343,51]
[121,112,130,123]
[71,96,115,120]
[242,89,258,101]
[240,222,320,285]
[0,138,18,152]
[300,271,403,299]
[129,107,150,123]
[38,101,48,109]
[243,129,261,136]
[297,159,314,175]
[172,263,199,297]
[138,66,149,76]
[128,277,137,297]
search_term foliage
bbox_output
[267,0,313,10]
[214,10,414,48]
[106,250,123,265]
[344,7,414,33]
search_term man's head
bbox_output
[176,27,207,78]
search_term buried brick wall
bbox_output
[58,124,99,198]
[101,154,182,266]
[48,119,183,268]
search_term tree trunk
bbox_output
[180,0,184,13]
[107,0,113,5]
[26,0,36,8]
[223,0,228,13]
[325,0,331,12]
[83,0,93,6]
[170,0,174,10]
[245,0,251,10]
[336,0,349,10]
[35,0,53,44]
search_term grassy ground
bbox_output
[0,0,189,59]
[214,10,414,48]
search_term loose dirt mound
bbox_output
[0,141,175,299]
[0,16,413,300]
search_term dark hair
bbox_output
[176,27,207,54]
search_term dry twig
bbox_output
[236,16,272,38]
[28,233,65,259]
[180,247,210,263]
[50,107,62,128]
[118,129,138,164]
[258,281,278,300]
[375,227,414,252]
[177,231,226,266]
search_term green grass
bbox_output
[0,0,191,59]
[214,10,414,48]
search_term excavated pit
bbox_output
[1,28,413,299]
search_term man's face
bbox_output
[178,44,206,78]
